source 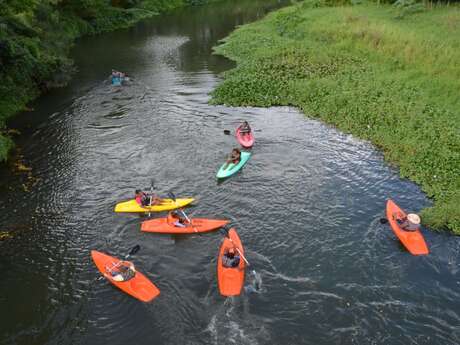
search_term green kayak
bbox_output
[216,151,251,179]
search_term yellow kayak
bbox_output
[114,198,195,213]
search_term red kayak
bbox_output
[217,228,245,296]
[141,214,229,234]
[386,200,429,255]
[236,126,254,148]
[91,250,160,302]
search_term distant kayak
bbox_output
[216,151,251,179]
[114,198,194,213]
[236,126,254,148]
[141,216,229,234]
[217,228,245,297]
[91,250,160,302]
[386,199,429,255]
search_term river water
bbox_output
[1,1,460,344]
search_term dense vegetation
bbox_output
[0,0,219,161]
[211,1,460,233]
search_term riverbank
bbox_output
[0,0,221,162]
[211,1,460,233]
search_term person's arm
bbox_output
[224,155,234,168]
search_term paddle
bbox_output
[148,179,155,217]
[98,245,141,280]
[380,218,389,224]
[220,228,251,267]
[223,128,260,135]
[179,208,192,224]
[178,208,200,234]
[149,179,155,206]
[167,191,176,202]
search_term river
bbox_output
[1,0,460,344]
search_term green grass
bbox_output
[211,1,460,233]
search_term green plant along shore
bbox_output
[211,1,460,233]
[0,0,219,161]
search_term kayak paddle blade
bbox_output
[127,245,141,257]
[168,191,176,202]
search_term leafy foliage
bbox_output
[0,0,217,161]
[212,1,460,233]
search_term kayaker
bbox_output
[107,261,136,282]
[223,148,241,170]
[169,210,188,228]
[222,248,240,268]
[135,189,162,207]
[111,69,125,78]
[397,213,421,231]
[239,121,251,135]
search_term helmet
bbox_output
[407,213,421,225]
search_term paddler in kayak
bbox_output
[396,213,421,231]
[106,261,136,282]
[135,190,162,207]
[111,69,126,85]
[223,148,241,170]
[239,121,251,136]
[222,247,241,268]
[168,210,188,228]
[111,69,125,79]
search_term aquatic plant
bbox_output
[211,1,460,233]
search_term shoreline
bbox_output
[0,0,223,162]
[210,1,460,233]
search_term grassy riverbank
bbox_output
[211,1,460,233]
[0,0,221,162]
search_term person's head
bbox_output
[232,148,240,155]
[407,213,420,225]
[243,121,249,126]
[227,247,235,258]
[135,189,142,195]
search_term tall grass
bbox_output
[211,2,460,233]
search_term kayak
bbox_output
[216,151,251,179]
[386,199,429,255]
[217,228,245,297]
[141,216,229,234]
[236,126,254,148]
[91,250,160,302]
[114,198,195,213]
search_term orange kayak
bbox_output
[217,228,245,296]
[141,215,229,234]
[91,250,160,302]
[386,200,429,255]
